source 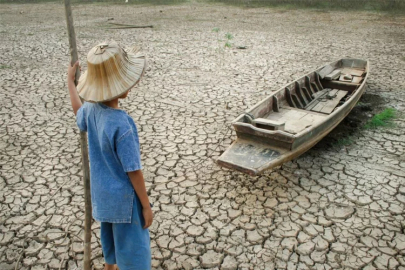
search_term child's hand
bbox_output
[67,61,80,82]
[142,206,153,229]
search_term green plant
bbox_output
[364,108,396,129]
[212,27,221,52]
[0,65,11,69]
[212,28,234,65]
[334,136,353,147]
[224,32,233,48]
[204,0,405,13]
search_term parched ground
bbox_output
[0,2,405,270]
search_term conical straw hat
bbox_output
[77,40,146,102]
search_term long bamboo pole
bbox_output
[64,1,92,270]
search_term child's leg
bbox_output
[104,263,116,270]
[100,222,117,267]
[112,195,151,270]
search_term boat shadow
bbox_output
[309,93,386,151]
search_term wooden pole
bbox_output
[63,1,92,270]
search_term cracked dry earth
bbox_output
[1,2,405,270]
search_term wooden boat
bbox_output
[217,58,369,176]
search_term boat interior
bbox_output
[236,59,368,136]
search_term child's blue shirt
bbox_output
[76,102,142,223]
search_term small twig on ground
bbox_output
[107,23,153,29]
[14,248,24,270]
[59,257,66,270]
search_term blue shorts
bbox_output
[100,195,151,270]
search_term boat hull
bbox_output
[217,59,369,175]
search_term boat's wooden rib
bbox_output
[295,82,307,106]
[315,72,323,90]
[216,58,369,176]
[301,87,312,102]
[272,96,280,112]
[285,87,295,107]
[305,76,314,95]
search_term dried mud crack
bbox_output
[1,2,405,270]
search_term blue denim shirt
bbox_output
[76,102,142,223]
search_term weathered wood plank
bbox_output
[264,107,326,134]
[352,76,363,84]
[318,65,335,79]
[321,80,358,92]
[283,106,325,116]
[253,118,285,130]
[342,59,367,69]
[339,74,352,82]
[326,89,339,97]
[64,1,92,270]
[341,67,364,77]
[319,90,348,114]
[305,100,319,111]
[311,101,326,112]
[325,69,341,80]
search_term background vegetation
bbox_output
[206,0,405,12]
[1,0,405,12]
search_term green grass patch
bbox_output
[364,108,397,129]
[334,136,354,147]
[0,65,11,69]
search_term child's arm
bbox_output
[67,61,82,115]
[127,170,153,229]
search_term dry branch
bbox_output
[107,22,153,29]
[64,0,92,270]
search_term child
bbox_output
[67,41,153,270]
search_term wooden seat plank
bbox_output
[319,90,348,114]
[352,76,363,84]
[318,65,334,79]
[311,101,327,112]
[325,69,341,80]
[341,67,364,77]
[309,89,340,114]
[264,107,326,134]
[253,118,285,131]
[310,90,347,114]
[306,100,320,111]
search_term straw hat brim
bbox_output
[77,50,146,103]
